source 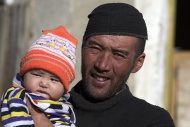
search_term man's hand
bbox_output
[26,98,54,127]
[27,98,43,115]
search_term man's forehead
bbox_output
[88,35,139,43]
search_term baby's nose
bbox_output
[39,79,49,88]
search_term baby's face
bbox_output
[23,69,64,101]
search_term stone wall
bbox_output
[0,0,32,98]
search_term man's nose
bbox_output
[94,51,111,71]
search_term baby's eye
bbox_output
[51,78,60,82]
[31,72,41,77]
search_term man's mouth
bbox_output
[93,74,109,82]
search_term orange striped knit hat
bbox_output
[20,26,77,92]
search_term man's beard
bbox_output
[80,77,126,103]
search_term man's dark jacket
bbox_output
[69,81,175,127]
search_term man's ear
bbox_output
[131,53,146,73]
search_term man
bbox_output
[29,3,175,127]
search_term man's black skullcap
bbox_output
[83,3,148,40]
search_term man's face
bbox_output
[81,35,145,102]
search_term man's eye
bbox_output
[114,53,126,58]
[89,46,101,52]
[91,46,100,50]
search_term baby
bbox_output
[1,26,77,127]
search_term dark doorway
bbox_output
[174,0,190,50]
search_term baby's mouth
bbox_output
[37,90,48,95]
